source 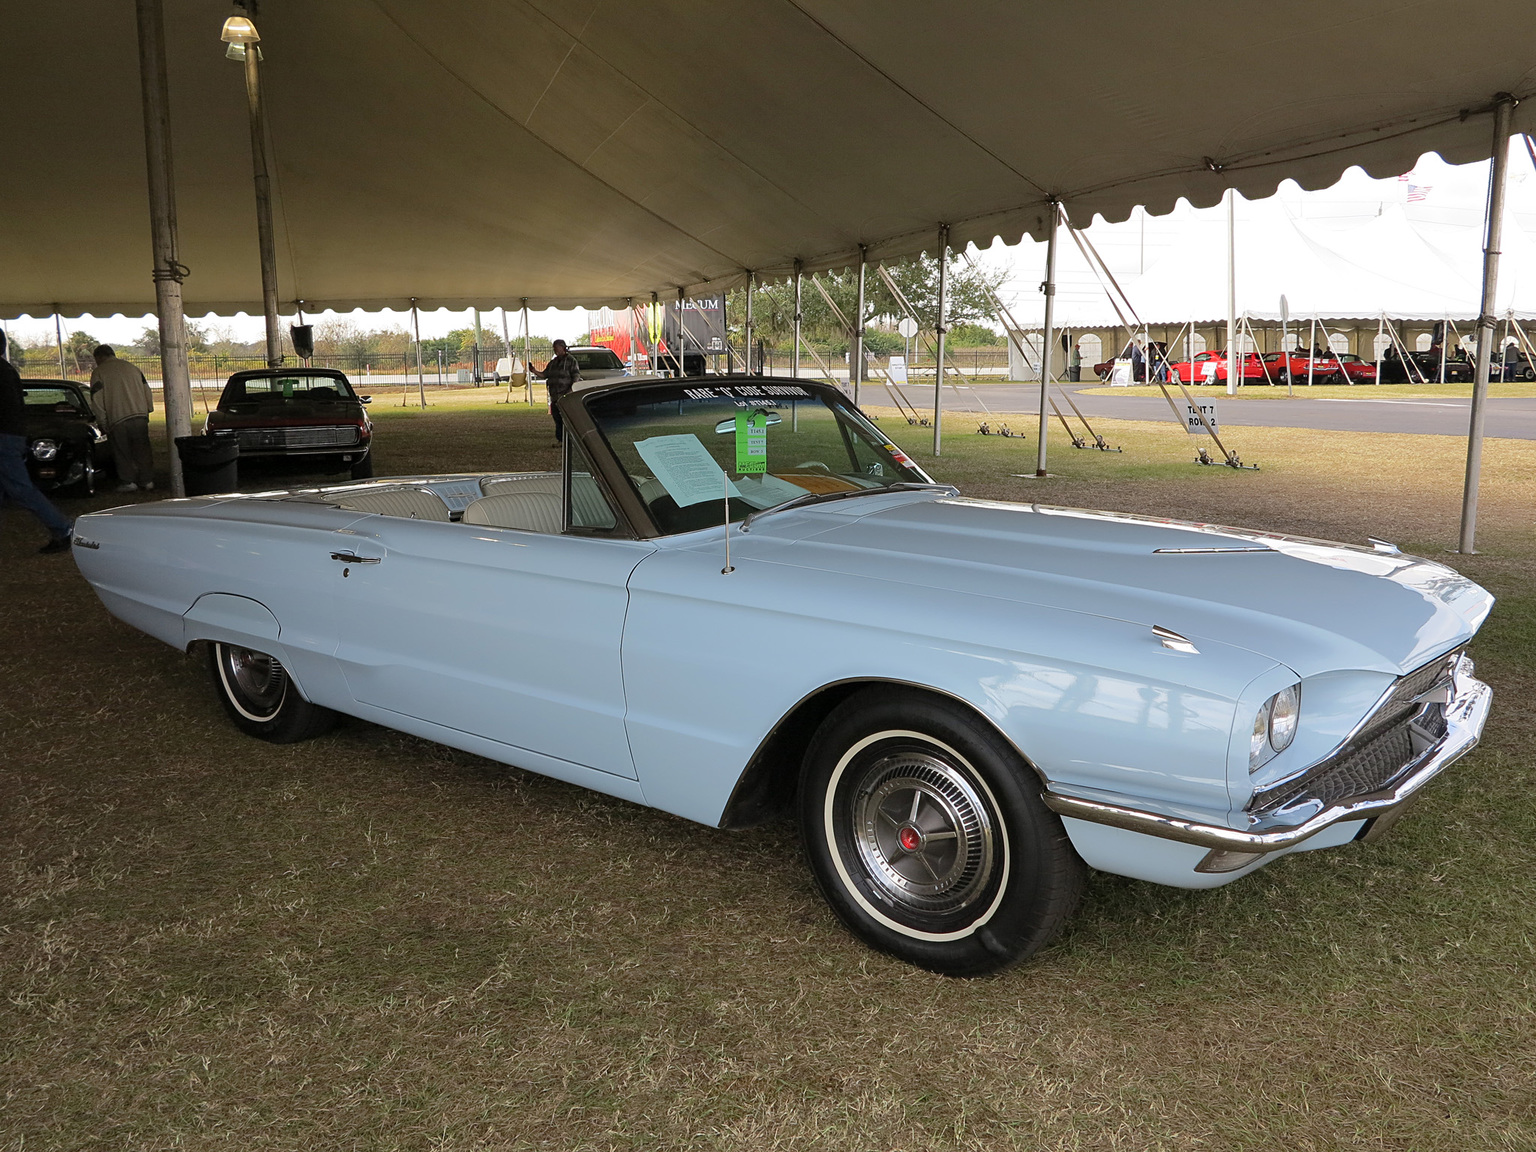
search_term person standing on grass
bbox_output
[0,330,73,554]
[89,344,155,492]
[529,339,580,444]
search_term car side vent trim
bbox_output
[1152,625,1199,654]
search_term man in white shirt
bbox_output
[89,345,155,492]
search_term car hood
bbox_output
[23,412,97,440]
[755,494,1492,677]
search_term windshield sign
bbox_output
[586,382,934,534]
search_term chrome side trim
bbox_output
[1151,546,1273,554]
[1043,663,1490,854]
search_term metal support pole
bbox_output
[744,272,755,376]
[412,300,426,408]
[240,33,281,368]
[675,288,687,376]
[522,298,531,404]
[932,225,950,455]
[136,0,192,496]
[500,306,513,398]
[54,313,67,379]
[792,260,803,382]
[472,308,483,384]
[854,246,867,405]
[1308,317,1317,386]
[1226,189,1239,395]
[1036,203,1060,475]
[1459,95,1518,554]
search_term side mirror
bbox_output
[359,395,373,404]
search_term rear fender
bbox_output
[182,594,310,696]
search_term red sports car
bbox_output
[1167,351,1268,384]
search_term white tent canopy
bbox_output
[1015,165,1536,331]
[5,1,1536,319]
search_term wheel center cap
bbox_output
[897,824,923,852]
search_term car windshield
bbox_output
[572,349,624,372]
[585,381,935,535]
[22,385,89,412]
[218,372,356,410]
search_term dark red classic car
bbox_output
[205,368,373,479]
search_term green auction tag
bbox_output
[735,411,768,474]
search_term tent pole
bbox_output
[1459,95,1517,554]
[237,22,281,368]
[1440,313,1448,383]
[134,0,192,497]
[1226,189,1238,395]
[854,246,866,405]
[932,225,950,456]
[500,306,513,400]
[1036,203,1060,475]
[744,272,754,376]
[1375,314,1385,386]
[792,260,803,382]
[472,309,483,384]
[411,301,426,409]
[676,287,687,377]
[54,313,66,379]
[522,299,531,404]
[1308,317,1317,386]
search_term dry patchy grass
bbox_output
[3,398,1534,1150]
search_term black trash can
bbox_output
[175,431,239,496]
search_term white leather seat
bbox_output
[461,491,563,534]
[332,487,451,521]
[480,473,614,528]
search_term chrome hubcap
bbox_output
[224,646,286,714]
[851,751,995,915]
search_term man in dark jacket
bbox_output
[529,339,581,444]
[0,331,73,553]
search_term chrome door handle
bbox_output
[330,551,381,563]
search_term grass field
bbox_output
[4,393,1534,1150]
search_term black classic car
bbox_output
[205,367,373,479]
[21,380,109,493]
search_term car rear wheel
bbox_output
[209,642,337,743]
[349,454,374,480]
[798,688,1086,976]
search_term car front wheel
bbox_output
[798,689,1086,976]
[209,642,337,743]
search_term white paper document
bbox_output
[635,434,741,508]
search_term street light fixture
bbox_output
[222,9,281,366]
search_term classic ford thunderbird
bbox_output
[72,377,1493,975]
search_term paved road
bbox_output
[877,381,1536,439]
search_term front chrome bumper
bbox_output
[1042,657,1491,859]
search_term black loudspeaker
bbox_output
[290,324,314,360]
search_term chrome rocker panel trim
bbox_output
[1043,662,1491,855]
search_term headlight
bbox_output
[31,438,59,461]
[1250,684,1302,772]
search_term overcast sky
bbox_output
[5,142,1532,352]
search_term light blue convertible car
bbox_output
[72,377,1494,975]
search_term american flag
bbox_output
[1399,173,1431,202]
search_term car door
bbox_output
[327,514,655,778]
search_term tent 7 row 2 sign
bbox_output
[1186,401,1218,435]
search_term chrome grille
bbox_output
[1249,649,1461,817]
[235,425,359,450]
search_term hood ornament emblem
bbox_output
[1152,625,1199,654]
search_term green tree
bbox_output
[63,330,100,372]
[729,255,1004,353]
